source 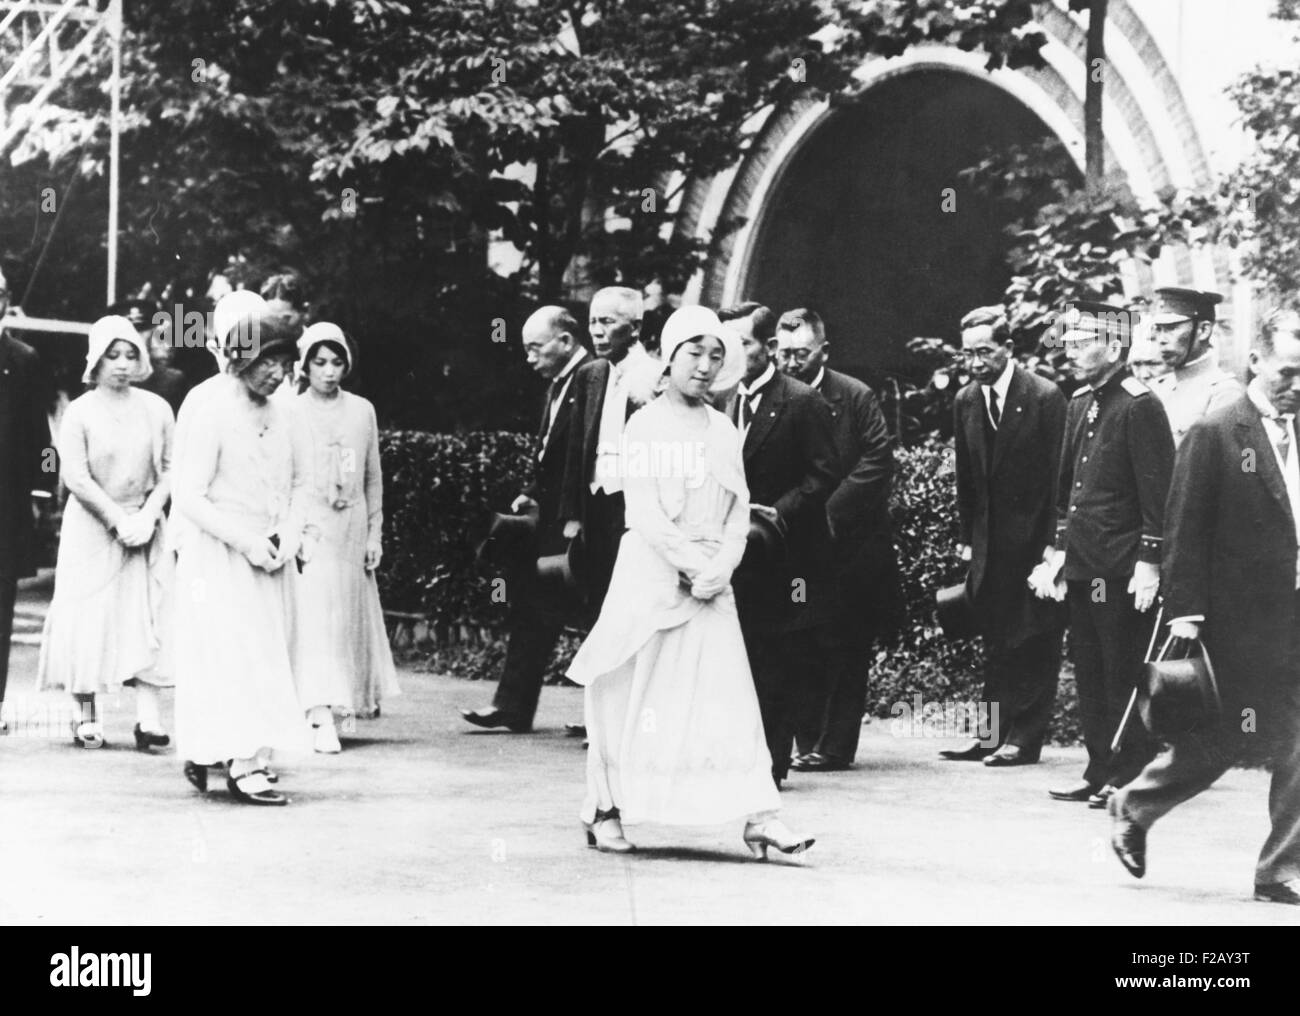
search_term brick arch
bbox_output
[682,3,1220,308]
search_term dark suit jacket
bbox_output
[1164,394,1300,747]
[818,368,902,633]
[736,369,839,630]
[954,365,1067,644]
[558,357,613,528]
[524,351,591,550]
[0,333,48,579]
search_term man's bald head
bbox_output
[589,286,642,362]
[522,305,581,379]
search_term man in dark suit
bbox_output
[1033,302,1174,807]
[718,302,839,786]
[1110,310,1300,904]
[942,306,1066,766]
[1,269,51,733]
[771,308,901,772]
[558,286,659,618]
[462,306,592,732]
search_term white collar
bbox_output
[809,366,826,391]
[982,359,1014,402]
[554,347,586,383]
[609,342,647,374]
[740,361,776,398]
[1249,377,1294,422]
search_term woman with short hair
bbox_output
[37,315,175,749]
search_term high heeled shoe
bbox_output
[183,761,208,792]
[227,771,288,806]
[743,818,815,860]
[72,721,105,749]
[584,807,635,853]
[134,724,170,752]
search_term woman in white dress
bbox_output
[567,306,815,859]
[289,323,399,752]
[36,316,174,750]
[171,324,313,805]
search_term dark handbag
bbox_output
[1112,608,1222,750]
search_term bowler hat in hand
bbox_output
[935,580,979,641]
[737,510,785,577]
[1138,638,1222,741]
[537,535,587,594]
[476,508,537,569]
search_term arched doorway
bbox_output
[739,69,1080,382]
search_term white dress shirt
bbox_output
[736,361,776,440]
[540,347,588,456]
[1249,380,1300,589]
[981,359,1014,429]
[591,342,651,495]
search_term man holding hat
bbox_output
[942,305,1067,767]
[717,301,838,786]
[462,306,591,733]
[772,308,901,773]
[0,268,51,732]
[1110,308,1300,904]
[1148,287,1242,447]
[1032,301,1174,807]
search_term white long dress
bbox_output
[567,397,781,826]
[289,390,399,715]
[171,380,314,764]
[36,388,174,694]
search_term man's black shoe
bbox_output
[1108,794,1147,878]
[791,752,850,772]
[460,708,533,733]
[1254,881,1300,905]
[1048,780,1100,802]
[939,741,994,762]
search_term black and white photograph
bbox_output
[2,0,1299,960]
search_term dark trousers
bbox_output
[980,627,1063,756]
[491,595,568,725]
[583,490,625,620]
[0,575,16,706]
[1117,590,1300,885]
[1066,580,1158,787]
[793,624,870,763]
[740,615,800,782]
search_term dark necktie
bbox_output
[988,389,1001,428]
[1277,415,1294,466]
[539,379,562,441]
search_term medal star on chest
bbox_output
[1086,401,1100,425]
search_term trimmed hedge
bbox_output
[378,429,1081,744]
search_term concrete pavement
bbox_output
[0,574,1296,925]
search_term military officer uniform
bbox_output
[1054,308,1175,799]
[1147,288,1243,447]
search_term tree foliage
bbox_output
[3,1,1056,429]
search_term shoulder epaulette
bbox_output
[1120,377,1148,397]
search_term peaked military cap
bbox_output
[1151,287,1222,325]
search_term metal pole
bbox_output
[106,0,121,305]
